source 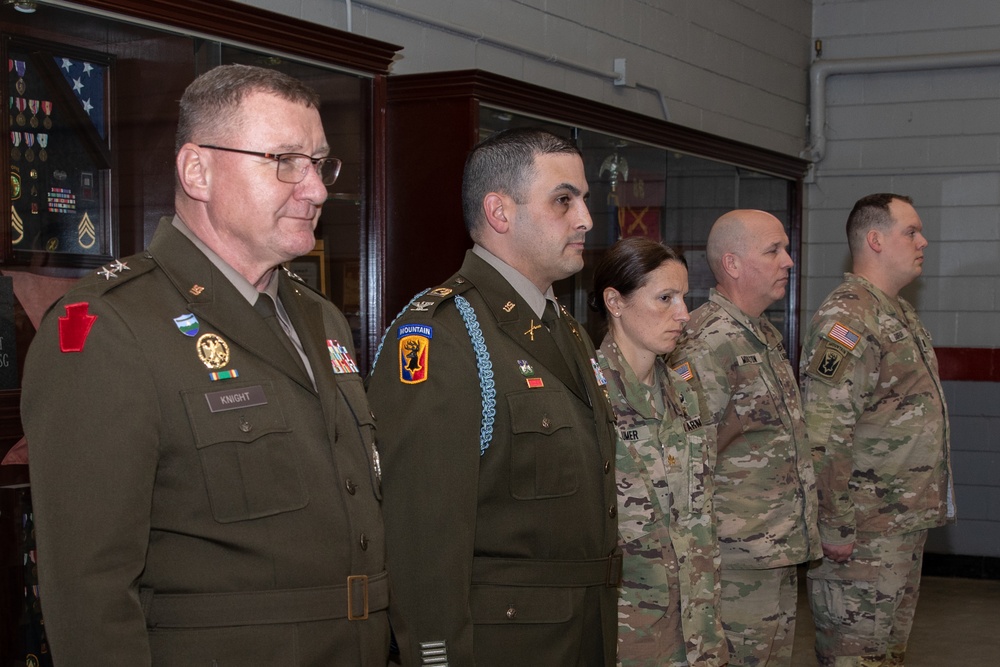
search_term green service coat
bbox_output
[366,251,619,666]
[22,218,389,666]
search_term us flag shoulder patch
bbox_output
[826,321,861,350]
[672,361,694,381]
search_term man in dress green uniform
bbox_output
[801,194,955,667]
[669,210,821,667]
[22,65,389,665]
[366,128,620,666]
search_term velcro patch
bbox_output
[826,321,861,351]
[806,340,848,383]
[672,361,694,381]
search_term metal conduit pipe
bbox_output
[803,50,1000,163]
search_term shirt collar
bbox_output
[472,243,557,318]
[172,215,277,304]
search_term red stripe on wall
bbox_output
[935,347,1000,382]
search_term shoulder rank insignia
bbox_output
[398,323,432,384]
[826,321,861,350]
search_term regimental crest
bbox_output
[398,323,432,384]
[517,359,534,376]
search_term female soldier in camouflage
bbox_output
[592,238,728,667]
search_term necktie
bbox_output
[254,293,310,380]
[543,301,588,399]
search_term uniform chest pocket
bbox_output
[730,363,783,434]
[507,390,578,500]
[182,381,307,523]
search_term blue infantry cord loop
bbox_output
[371,289,431,375]
[454,295,495,456]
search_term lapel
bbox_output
[460,252,589,404]
[148,219,314,393]
[278,274,332,395]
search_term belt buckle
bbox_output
[347,574,369,621]
[606,552,623,587]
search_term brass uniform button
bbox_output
[506,605,517,620]
[345,479,357,495]
[360,533,369,551]
[608,505,617,518]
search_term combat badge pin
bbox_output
[196,333,230,369]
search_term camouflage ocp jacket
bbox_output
[669,290,821,570]
[599,338,727,667]
[800,273,956,544]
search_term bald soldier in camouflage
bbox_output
[801,194,956,667]
[669,210,820,667]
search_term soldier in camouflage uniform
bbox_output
[800,194,956,667]
[669,210,821,667]
[592,238,727,666]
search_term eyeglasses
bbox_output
[198,145,342,186]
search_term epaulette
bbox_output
[397,273,474,319]
[369,274,473,376]
[71,253,157,298]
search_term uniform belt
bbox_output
[472,552,622,588]
[141,571,389,628]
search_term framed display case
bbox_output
[386,70,808,360]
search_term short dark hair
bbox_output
[461,127,581,239]
[175,64,321,152]
[589,237,685,319]
[846,193,914,255]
